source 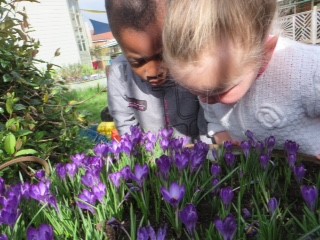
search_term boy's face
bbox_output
[119,23,167,87]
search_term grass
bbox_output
[65,86,108,124]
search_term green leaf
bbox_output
[0,107,4,114]
[16,130,33,137]
[4,133,16,154]
[13,104,26,111]
[3,73,12,82]
[14,149,38,157]
[5,98,13,115]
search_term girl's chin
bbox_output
[199,92,239,105]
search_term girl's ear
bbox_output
[264,35,278,61]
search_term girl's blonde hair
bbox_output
[163,0,277,65]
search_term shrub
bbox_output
[0,0,94,178]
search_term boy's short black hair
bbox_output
[105,0,157,38]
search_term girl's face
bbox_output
[168,37,278,105]
[170,48,261,105]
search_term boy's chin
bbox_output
[148,79,167,86]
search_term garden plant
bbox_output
[0,126,319,239]
[0,0,95,181]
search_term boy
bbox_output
[105,0,209,142]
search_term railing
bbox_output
[279,6,320,44]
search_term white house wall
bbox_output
[17,0,82,68]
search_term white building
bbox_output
[17,0,92,68]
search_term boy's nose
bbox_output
[144,61,163,78]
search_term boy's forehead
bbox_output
[119,26,163,58]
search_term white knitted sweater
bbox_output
[203,37,320,156]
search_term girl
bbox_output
[163,0,320,158]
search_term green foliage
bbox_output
[57,64,103,83]
[64,86,107,124]
[58,63,83,82]
[0,0,94,172]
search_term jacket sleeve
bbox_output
[200,101,227,137]
[107,59,138,135]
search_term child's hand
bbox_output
[213,131,234,145]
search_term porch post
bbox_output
[311,6,317,44]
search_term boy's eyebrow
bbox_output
[127,52,162,62]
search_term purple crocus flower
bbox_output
[293,165,306,184]
[260,154,270,170]
[35,170,46,181]
[77,189,97,214]
[120,166,133,181]
[137,225,167,240]
[65,163,78,178]
[20,183,31,199]
[160,138,170,151]
[137,226,150,240]
[71,153,88,166]
[129,125,143,143]
[29,182,58,210]
[144,131,157,152]
[87,156,104,172]
[132,164,149,187]
[159,128,174,150]
[0,178,5,195]
[265,136,276,153]
[220,187,234,208]
[212,179,220,196]
[224,152,236,168]
[240,141,251,159]
[224,141,233,153]
[170,137,185,151]
[94,143,109,158]
[287,154,297,168]
[159,127,174,139]
[29,182,49,202]
[161,182,185,208]
[284,140,299,156]
[156,155,171,179]
[211,164,222,178]
[81,170,101,188]
[301,185,318,212]
[109,172,123,188]
[121,138,134,155]
[242,208,251,220]
[245,130,257,146]
[215,215,237,240]
[175,150,190,171]
[268,197,279,215]
[27,224,54,240]
[92,182,106,203]
[190,151,206,172]
[55,163,67,180]
[0,208,21,227]
[179,204,198,235]
[190,142,208,172]
[0,234,8,240]
[156,225,167,240]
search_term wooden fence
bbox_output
[279,6,320,44]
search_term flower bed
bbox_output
[0,127,319,239]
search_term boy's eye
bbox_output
[129,59,147,68]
